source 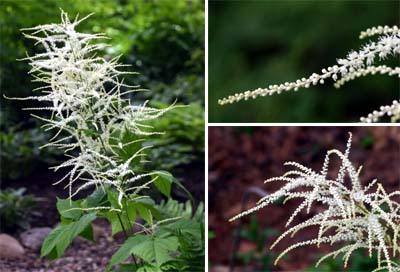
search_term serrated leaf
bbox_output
[105,211,123,236]
[107,235,179,271]
[56,198,81,220]
[106,235,148,272]
[79,223,94,241]
[105,203,136,236]
[135,198,163,220]
[56,213,97,256]
[41,213,97,259]
[82,187,107,208]
[105,211,133,236]
[107,188,120,209]
[135,203,152,224]
[161,219,201,239]
[152,171,173,198]
[131,236,179,268]
[126,201,137,225]
[41,225,64,257]
[161,173,194,204]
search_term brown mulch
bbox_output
[208,127,400,271]
[0,223,122,272]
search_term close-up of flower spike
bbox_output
[218,26,400,123]
[229,133,400,272]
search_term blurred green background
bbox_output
[0,0,204,182]
[209,0,399,123]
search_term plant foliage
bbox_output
[0,187,41,232]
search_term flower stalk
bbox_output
[218,26,400,122]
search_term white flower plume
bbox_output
[230,133,400,271]
[6,10,175,208]
[218,25,400,123]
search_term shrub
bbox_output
[0,187,41,232]
[145,102,205,171]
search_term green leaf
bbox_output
[56,198,81,220]
[111,129,146,169]
[107,235,148,272]
[41,213,97,259]
[126,201,137,226]
[135,198,163,220]
[56,213,97,257]
[107,235,179,271]
[132,236,179,268]
[208,230,216,240]
[136,264,159,272]
[41,225,64,257]
[161,219,201,239]
[79,223,94,242]
[105,211,123,236]
[105,210,133,236]
[135,203,152,225]
[82,187,107,208]
[105,202,136,236]
[115,264,140,272]
[107,188,120,209]
[152,171,173,198]
[152,170,194,204]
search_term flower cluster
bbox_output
[7,11,173,209]
[360,100,400,123]
[218,26,400,123]
[230,133,400,271]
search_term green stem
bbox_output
[124,199,134,236]
[116,212,138,269]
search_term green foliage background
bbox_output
[209,0,399,123]
[0,0,204,180]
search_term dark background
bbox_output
[209,0,400,123]
[208,126,400,271]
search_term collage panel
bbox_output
[209,1,399,123]
[0,0,399,272]
[208,126,400,271]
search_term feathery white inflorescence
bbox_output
[218,26,400,123]
[7,11,174,208]
[230,133,400,271]
[360,100,400,123]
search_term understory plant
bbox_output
[236,216,277,271]
[230,133,400,272]
[0,187,41,232]
[7,11,204,271]
[218,26,400,122]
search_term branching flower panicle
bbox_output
[6,10,174,208]
[218,26,400,123]
[230,133,400,271]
